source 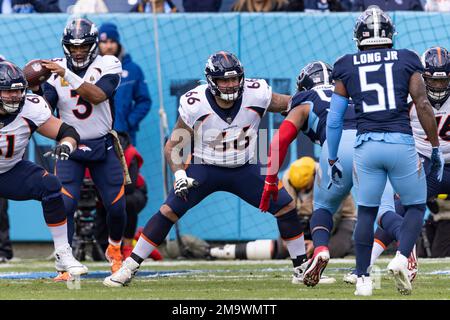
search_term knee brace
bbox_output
[41,174,66,225]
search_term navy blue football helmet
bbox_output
[62,18,99,70]
[353,5,396,50]
[205,51,244,101]
[297,61,333,91]
[422,46,450,108]
[0,61,28,114]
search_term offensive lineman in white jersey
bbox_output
[104,51,307,287]
[34,18,126,278]
[0,61,87,276]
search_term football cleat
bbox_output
[53,271,71,282]
[343,270,358,285]
[54,244,88,276]
[407,245,418,282]
[354,275,373,296]
[105,244,123,274]
[103,257,140,287]
[388,251,412,295]
[303,246,330,287]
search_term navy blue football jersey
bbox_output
[289,86,356,146]
[332,48,423,135]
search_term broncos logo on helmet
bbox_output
[422,46,450,109]
[0,61,27,115]
[297,61,333,92]
[62,18,99,70]
[204,51,245,102]
[353,5,396,50]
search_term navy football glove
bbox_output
[44,142,72,161]
[327,158,344,189]
[430,147,444,182]
[174,170,199,201]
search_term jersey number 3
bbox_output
[359,63,397,113]
[71,90,93,119]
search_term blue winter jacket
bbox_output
[114,53,151,145]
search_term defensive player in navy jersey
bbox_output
[326,6,443,296]
[0,61,88,277]
[104,51,308,287]
[34,18,126,278]
[366,46,450,280]
[259,61,395,286]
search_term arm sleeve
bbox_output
[266,120,298,183]
[326,93,349,161]
[95,74,121,99]
[128,68,152,128]
[42,82,59,111]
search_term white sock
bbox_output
[285,233,306,259]
[108,238,122,247]
[132,235,156,260]
[48,221,69,250]
[370,240,386,266]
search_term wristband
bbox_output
[64,68,85,90]
[174,169,187,181]
[60,141,74,154]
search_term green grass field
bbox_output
[0,257,449,300]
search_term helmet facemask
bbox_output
[0,86,26,114]
[63,42,98,70]
[423,74,450,107]
[209,73,244,102]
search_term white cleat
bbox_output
[407,245,418,283]
[388,251,412,295]
[54,244,88,276]
[354,275,373,296]
[103,257,140,287]
[343,271,357,285]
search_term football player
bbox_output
[325,6,443,296]
[259,60,396,287]
[35,18,126,277]
[0,61,87,276]
[103,51,306,287]
[367,46,450,281]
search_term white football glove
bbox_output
[174,170,199,200]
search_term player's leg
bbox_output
[104,162,219,287]
[226,163,307,278]
[304,130,356,286]
[353,140,390,296]
[0,160,87,276]
[55,158,85,245]
[385,144,426,295]
[89,145,127,273]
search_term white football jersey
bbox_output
[46,55,122,140]
[410,98,450,162]
[0,95,51,174]
[178,79,272,167]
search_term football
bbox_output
[23,59,52,87]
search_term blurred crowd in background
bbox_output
[0,0,448,14]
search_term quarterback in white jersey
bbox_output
[104,51,308,287]
[0,60,87,276]
[35,18,126,277]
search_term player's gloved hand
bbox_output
[327,158,343,189]
[44,142,72,161]
[430,147,444,182]
[174,170,199,201]
[259,176,278,212]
